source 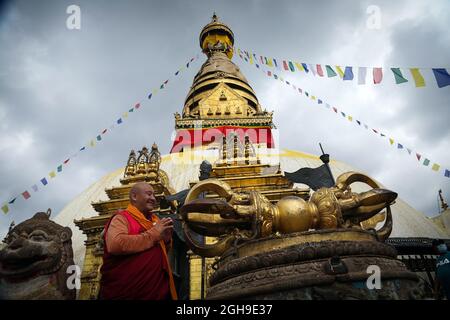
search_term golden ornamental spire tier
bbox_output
[200,13,234,59]
[171,14,274,153]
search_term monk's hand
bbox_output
[153,217,173,242]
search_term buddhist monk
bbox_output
[99,182,177,300]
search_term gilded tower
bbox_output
[171,13,274,153]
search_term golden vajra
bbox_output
[181,172,397,257]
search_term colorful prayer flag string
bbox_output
[1,54,200,215]
[239,49,450,88]
[237,50,449,179]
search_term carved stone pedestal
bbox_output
[206,230,425,300]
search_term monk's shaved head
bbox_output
[129,182,156,214]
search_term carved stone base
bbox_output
[206,232,425,300]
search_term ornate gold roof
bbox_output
[182,14,263,119]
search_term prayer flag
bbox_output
[356,120,361,125]
[348,116,352,121]
[358,67,367,85]
[57,165,62,172]
[391,68,408,84]
[410,68,425,87]
[41,178,48,186]
[335,66,344,78]
[89,140,95,147]
[332,107,338,113]
[96,135,102,141]
[283,60,289,71]
[432,68,450,88]
[316,65,324,77]
[32,184,38,192]
[123,112,128,118]
[1,204,8,214]
[308,64,317,76]
[397,143,403,149]
[343,66,354,80]
[273,59,279,68]
[117,118,123,124]
[79,147,86,151]
[49,171,56,178]
[301,63,309,73]
[445,169,450,178]
[64,158,70,164]
[148,93,152,99]
[373,68,383,84]
[135,103,140,109]
[389,138,394,145]
[102,129,107,134]
[8,198,16,204]
[326,65,337,77]
[432,163,440,171]
[288,61,295,72]
[22,191,31,200]
[423,158,430,166]
[175,71,179,75]
[128,108,134,113]
[406,148,412,155]
[416,153,421,161]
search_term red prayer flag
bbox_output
[22,191,31,200]
[102,129,107,134]
[316,65,324,77]
[135,103,140,109]
[373,68,383,84]
[64,158,70,164]
[416,153,421,161]
[283,60,289,71]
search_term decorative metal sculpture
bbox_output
[181,172,396,257]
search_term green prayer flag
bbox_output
[326,65,337,77]
[391,68,408,84]
[423,158,430,166]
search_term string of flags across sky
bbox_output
[236,48,450,180]
[238,49,450,88]
[1,55,200,215]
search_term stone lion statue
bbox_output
[0,209,76,299]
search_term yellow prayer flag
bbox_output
[311,96,316,100]
[389,138,394,145]
[335,66,345,78]
[49,171,56,178]
[432,163,440,171]
[89,140,95,147]
[294,62,304,71]
[249,53,253,65]
[280,77,284,82]
[267,58,274,67]
[123,112,128,118]
[410,68,425,87]
[348,116,353,121]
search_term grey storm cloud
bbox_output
[0,0,449,238]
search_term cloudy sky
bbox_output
[0,0,449,239]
